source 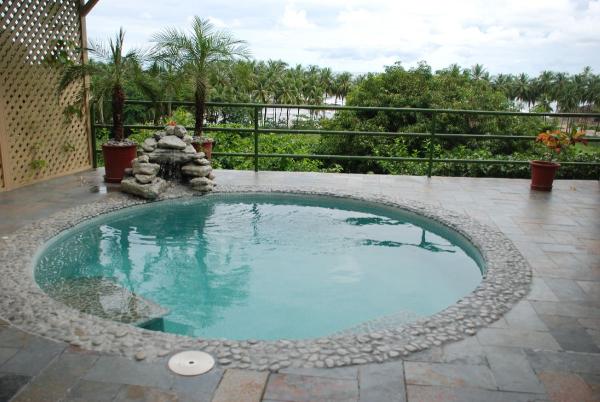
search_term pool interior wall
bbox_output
[34,192,486,341]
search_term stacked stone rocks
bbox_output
[120,125,215,199]
[121,155,167,199]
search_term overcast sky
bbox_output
[86,0,600,76]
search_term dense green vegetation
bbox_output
[85,23,600,178]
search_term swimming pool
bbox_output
[35,193,484,340]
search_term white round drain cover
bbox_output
[168,351,215,376]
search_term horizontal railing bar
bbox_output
[260,129,547,140]
[211,152,255,157]
[116,99,600,118]
[93,123,600,142]
[203,127,255,133]
[94,149,600,166]
[211,152,600,166]
[217,153,430,162]
[93,124,255,134]
[258,128,429,138]
[217,153,600,166]
[440,133,600,142]
[434,159,599,166]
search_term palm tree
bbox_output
[552,72,570,107]
[320,67,334,99]
[265,60,288,122]
[492,74,515,101]
[470,64,489,81]
[59,28,142,142]
[152,17,250,138]
[513,73,531,109]
[335,72,353,105]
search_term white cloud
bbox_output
[86,0,600,75]
[208,16,227,28]
[279,3,315,29]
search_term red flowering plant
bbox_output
[166,120,177,126]
[536,127,588,162]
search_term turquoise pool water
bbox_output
[35,193,484,340]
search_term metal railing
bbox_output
[90,100,600,177]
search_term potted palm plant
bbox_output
[59,28,143,182]
[151,17,249,160]
[531,127,588,191]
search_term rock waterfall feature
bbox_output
[120,125,215,199]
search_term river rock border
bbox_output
[0,183,532,370]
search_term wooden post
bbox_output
[254,106,259,172]
[80,0,100,17]
[0,89,14,191]
[79,0,94,169]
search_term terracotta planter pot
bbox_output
[102,143,137,183]
[192,139,214,160]
[530,160,560,191]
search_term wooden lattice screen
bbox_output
[0,0,92,191]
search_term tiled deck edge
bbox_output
[0,183,532,370]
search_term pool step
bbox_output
[42,277,169,325]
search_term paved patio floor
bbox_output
[0,169,599,402]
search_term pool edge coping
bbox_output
[0,184,532,370]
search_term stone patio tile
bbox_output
[581,239,600,255]
[0,347,19,366]
[212,369,269,402]
[540,244,580,254]
[543,278,589,302]
[488,317,510,328]
[0,327,64,350]
[578,373,600,400]
[113,384,179,402]
[83,355,174,390]
[0,337,66,376]
[579,318,600,331]
[11,352,98,402]
[279,366,358,380]
[533,264,599,282]
[573,253,600,270]
[406,385,546,402]
[400,346,443,363]
[546,230,580,245]
[537,372,595,402]
[503,301,548,331]
[0,373,31,402]
[524,350,600,374]
[358,361,406,402]
[484,347,545,394]
[531,301,600,319]
[577,281,600,301]
[476,328,561,350]
[63,379,124,402]
[526,278,559,302]
[440,336,488,366]
[404,361,496,390]
[538,315,600,353]
[169,367,224,402]
[263,372,358,402]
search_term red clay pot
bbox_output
[530,160,560,191]
[192,138,214,160]
[102,143,137,183]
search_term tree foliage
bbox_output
[80,23,598,178]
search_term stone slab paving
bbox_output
[211,369,268,402]
[0,172,534,368]
[0,169,598,401]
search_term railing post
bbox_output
[427,112,436,178]
[91,102,98,169]
[253,106,259,172]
